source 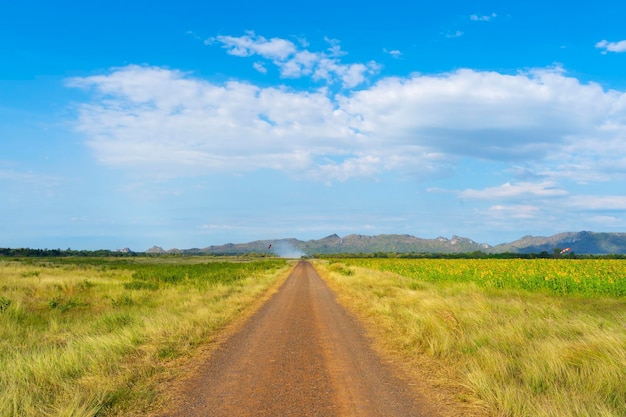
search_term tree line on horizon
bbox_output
[0,248,137,258]
[2,247,626,259]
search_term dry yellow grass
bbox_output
[0,258,291,417]
[315,260,626,417]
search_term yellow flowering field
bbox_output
[340,258,626,296]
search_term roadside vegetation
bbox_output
[0,256,289,417]
[316,258,626,417]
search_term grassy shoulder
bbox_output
[313,259,626,417]
[0,257,292,417]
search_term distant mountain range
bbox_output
[145,231,626,256]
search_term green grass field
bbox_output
[316,258,626,417]
[3,256,624,416]
[0,256,289,417]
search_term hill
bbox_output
[148,231,626,256]
[491,231,626,255]
[154,233,491,256]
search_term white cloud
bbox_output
[0,169,63,189]
[208,32,379,88]
[340,67,620,162]
[488,204,540,219]
[445,30,464,38]
[253,62,267,74]
[67,60,626,185]
[470,13,497,22]
[457,187,626,233]
[67,65,359,180]
[211,31,297,59]
[568,195,626,210]
[587,215,625,226]
[309,155,382,183]
[383,48,402,58]
[185,30,202,41]
[460,182,568,200]
[595,39,626,54]
[201,224,236,230]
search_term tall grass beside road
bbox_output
[0,257,289,417]
[316,259,626,417]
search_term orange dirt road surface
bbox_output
[156,260,438,417]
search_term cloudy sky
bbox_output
[2,0,626,250]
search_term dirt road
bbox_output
[156,260,437,417]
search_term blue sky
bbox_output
[2,0,626,250]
